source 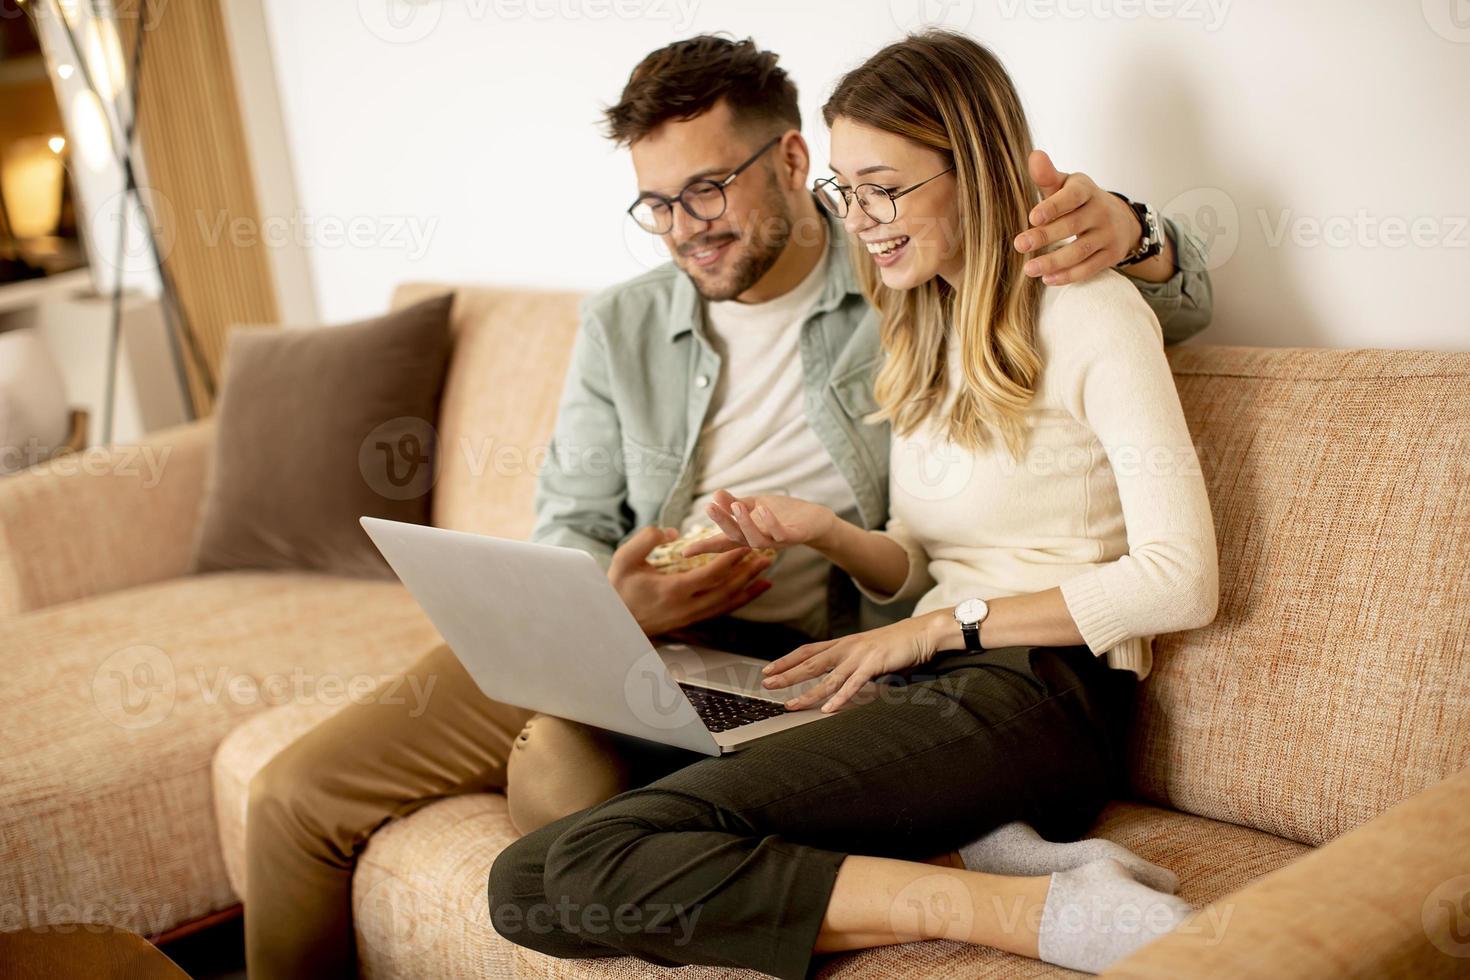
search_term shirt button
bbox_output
[695,375,710,388]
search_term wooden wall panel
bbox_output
[119,0,278,416]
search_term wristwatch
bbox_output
[954,598,991,653]
[1111,192,1163,267]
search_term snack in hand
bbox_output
[645,524,777,574]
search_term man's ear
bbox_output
[777,130,811,191]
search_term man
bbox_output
[244,34,1211,979]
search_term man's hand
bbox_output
[682,490,838,556]
[1014,149,1174,285]
[607,525,773,637]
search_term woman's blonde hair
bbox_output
[822,30,1042,457]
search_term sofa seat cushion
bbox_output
[0,571,440,937]
[355,796,1308,979]
[214,701,1310,979]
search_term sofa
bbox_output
[2,281,1467,978]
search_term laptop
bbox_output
[360,517,884,756]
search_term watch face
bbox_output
[1145,207,1162,246]
[955,598,988,625]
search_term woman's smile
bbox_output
[865,233,911,267]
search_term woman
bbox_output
[489,30,1217,978]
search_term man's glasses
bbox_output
[812,166,955,224]
[627,136,781,235]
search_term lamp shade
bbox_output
[0,135,66,239]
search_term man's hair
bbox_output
[602,34,800,147]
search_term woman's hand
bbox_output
[760,613,946,714]
[682,489,840,556]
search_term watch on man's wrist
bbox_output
[953,597,990,653]
[1111,192,1163,267]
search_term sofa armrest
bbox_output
[1104,765,1470,979]
[0,419,215,617]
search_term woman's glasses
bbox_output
[812,166,955,224]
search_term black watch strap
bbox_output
[960,621,983,653]
[1111,192,1162,267]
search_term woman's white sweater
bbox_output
[858,271,1219,680]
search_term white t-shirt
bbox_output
[683,255,858,638]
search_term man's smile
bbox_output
[683,235,737,268]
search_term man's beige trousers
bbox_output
[242,640,694,978]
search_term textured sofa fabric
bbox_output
[1125,345,1470,847]
[389,282,584,539]
[1108,765,1470,979]
[0,420,215,618]
[4,281,1468,977]
[213,703,1310,979]
[0,570,440,936]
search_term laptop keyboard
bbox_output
[677,682,791,733]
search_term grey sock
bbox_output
[957,820,1180,894]
[1037,857,1194,974]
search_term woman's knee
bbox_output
[539,783,727,909]
[488,832,559,949]
[506,713,636,835]
[539,808,636,908]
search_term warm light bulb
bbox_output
[57,63,75,80]
[48,136,66,154]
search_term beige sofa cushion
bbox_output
[0,571,440,936]
[389,283,583,538]
[1135,345,1470,847]
[216,700,1310,979]
[355,796,1305,979]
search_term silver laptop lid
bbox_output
[360,517,720,756]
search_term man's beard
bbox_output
[681,196,794,302]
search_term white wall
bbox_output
[256,0,1469,350]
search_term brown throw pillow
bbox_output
[190,292,453,579]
